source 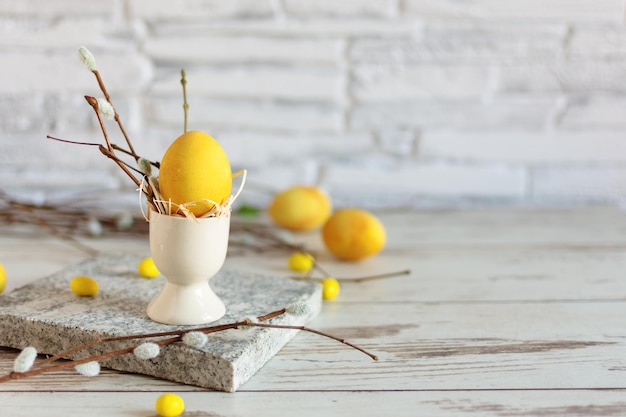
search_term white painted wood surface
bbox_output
[1,208,626,416]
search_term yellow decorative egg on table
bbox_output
[322,208,386,261]
[268,185,331,231]
[0,262,6,294]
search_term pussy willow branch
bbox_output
[84,96,114,152]
[41,308,288,366]
[45,135,159,177]
[0,307,377,384]
[0,190,149,237]
[83,96,160,210]
[251,323,378,360]
[111,144,160,169]
[231,224,410,282]
[90,68,137,161]
[292,269,411,284]
[4,197,98,256]
[181,69,189,133]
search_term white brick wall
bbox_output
[1,0,626,209]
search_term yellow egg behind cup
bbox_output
[268,186,332,231]
[158,130,232,217]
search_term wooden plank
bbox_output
[0,229,149,292]
[2,390,626,417]
[229,246,626,302]
[244,302,626,391]
[4,208,626,299]
[1,208,625,417]
[2,302,625,392]
[4,241,626,303]
[379,208,626,247]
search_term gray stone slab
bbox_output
[0,253,321,392]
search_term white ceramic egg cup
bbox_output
[147,209,229,325]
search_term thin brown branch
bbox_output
[292,269,411,283]
[181,69,189,133]
[257,308,287,322]
[85,96,141,187]
[45,135,158,174]
[39,338,103,365]
[111,144,160,169]
[46,135,101,147]
[95,145,141,188]
[249,322,379,361]
[91,69,138,161]
[9,202,98,256]
[85,96,113,152]
[340,269,411,283]
[97,146,145,180]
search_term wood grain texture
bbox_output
[2,391,626,417]
[1,208,626,415]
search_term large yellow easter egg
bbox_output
[268,185,332,231]
[158,130,232,217]
[322,208,386,261]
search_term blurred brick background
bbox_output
[1,0,626,209]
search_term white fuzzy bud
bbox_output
[286,303,311,316]
[182,331,208,349]
[96,98,115,120]
[115,212,134,231]
[133,342,160,360]
[86,217,102,237]
[13,346,37,373]
[78,46,97,71]
[137,158,152,176]
[75,361,100,377]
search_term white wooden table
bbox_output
[1,208,626,416]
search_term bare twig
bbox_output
[90,69,138,161]
[46,135,101,147]
[85,96,114,152]
[4,194,98,256]
[249,322,378,361]
[292,269,411,283]
[84,95,143,191]
[181,69,189,133]
[111,144,160,169]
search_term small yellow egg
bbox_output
[70,276,99,297]
[288,252,315,272]
[155,393,185,417]
[321,277,340,300]
[138,257,160,278]
[0,262,6,294]
[268,185,332,231]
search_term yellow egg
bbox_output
[159,130,232,217]
[155,393,185,417]
[70,276,99,296]
[137,257,160,278]
[268,186,331,231]
[288,252,315,272]
[321,277,340,300]
[0,262,6,294]
[322,208,386,261]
